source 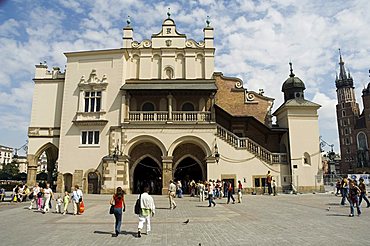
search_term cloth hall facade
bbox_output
[27,16,323,194]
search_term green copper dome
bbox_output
[282,75,305,91]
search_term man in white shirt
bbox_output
[42,183,53,213]
[168,180,177,209]
[137,186,155,238]
[72,185,83,215]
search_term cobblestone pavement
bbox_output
[0,193,369,246]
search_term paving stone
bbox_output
[0,193,368,245]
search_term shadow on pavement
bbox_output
[326,214,349,217]
[94,230,137,237]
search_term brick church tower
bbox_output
[335,50,360,173]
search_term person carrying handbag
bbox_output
[110,187,126,237]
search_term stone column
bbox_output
[56,173,64,193]
[72,170,83,189]
[121,90,127,123]
[167,93,173,121]
[121,155,131,194]
[26,154,37,186]
[162,156,173,195]
[210,92,216,122]
[126,93,131,120]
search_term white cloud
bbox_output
[0,19,20,37]
[1,0,369,154]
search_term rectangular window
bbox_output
[94,131,99,144]
[81,130,100,145]
[84,91,102,112]
[81,131,87,144]
[253,176,266,188]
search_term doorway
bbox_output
[174,157,203,194]
[88,172,99,194]
[133,157,162,195]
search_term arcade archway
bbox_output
[174,156,203,194]
[28,143,59,189]
[133,157,162,194]
[88,172,100,194]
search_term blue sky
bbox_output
[0,0,369,155]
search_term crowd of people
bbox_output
[3,183,84,215]
[335,176,370,217]
[168,179,244,209]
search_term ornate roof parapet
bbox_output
[131,39,152,49]
[185,39,205,48]
[34,62,65,80]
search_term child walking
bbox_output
[37,188,43,210]
[55,195,63,213]
[63,191,70,215]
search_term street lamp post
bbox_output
[214,143,220,164]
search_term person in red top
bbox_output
[227,181,235,204]
[110,187,126,237]
[237,180,243,203]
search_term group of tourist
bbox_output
[6,182,84,215]
[169,179,244,208]
[336,176,370,217]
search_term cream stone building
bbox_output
[0,145,13,167]
[27,15,323,194]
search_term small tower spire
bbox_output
[167,7,171,19]
[289,62,295,77]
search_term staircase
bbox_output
[216,124,287,164]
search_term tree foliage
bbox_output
[0,161,20,180]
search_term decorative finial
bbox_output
[126,15,131,26]
[167,7,171,18]
[368,69,370,78]
[289,62,295,77]
[206,15,210,27]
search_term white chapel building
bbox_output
[27,15,323,194]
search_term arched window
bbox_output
[164,67,174,79]
[357,132,368,150]
[182,102,195,111]
[142,102,155,111]
[303,152,311,165]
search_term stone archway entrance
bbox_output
[133,157,162,195]
[88,172,100,194]
[63,173,73,193]
[172,143,207,194]
[174,157,203,193]
[27,143,59,189]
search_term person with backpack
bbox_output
[137,186,155,238]
[110,187,126,237]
